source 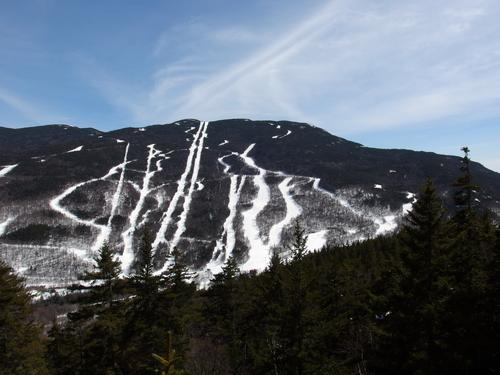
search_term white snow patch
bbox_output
[66,145,83,153]
[389,170,397,174]
[306,230,328,251]
[402,192,417,215]
[0,217,14,236]
[116,139,125,143]
[374,184,383,189]
[138,128,146,132]
[374,215,397,236]
[0,164,18,177]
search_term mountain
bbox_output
[1,119,499,287]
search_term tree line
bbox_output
[1,148,499,374]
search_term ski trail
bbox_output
[206,175,246,274]
[103,143,129,243]
[121,144,161,274]
[169,121,209,255]
[152,121,204,253]
[0,164,18,177]
[50,147,131,255]
[268,177,302,248]
[240,144,272,271]
[218,152,238,173]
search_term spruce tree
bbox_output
[83,242,122,307]
[0,261,49,375]
[282,220,310,375]
[382,179,451,373]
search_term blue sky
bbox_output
[1,0,499,172]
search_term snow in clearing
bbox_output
[169,121,209,255]
[374,215,397,236]
[196,181,205,191]
[152,121,205,254]
[268,177,302,248]
[389,170,397,173]
[185,126,196,133]
[66,145,83,153]
[240,144,272,271]
[116,139,125,143]
[121,144,161,274]
[0,164,18,177]
[306,230,328,251]
[218,140,229,146]
[402,192,417,215]
[0,217,14,236]
[374,184,383,189]
[138,128,146,132]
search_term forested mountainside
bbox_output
[1,119,499,287]
[2,166,500,374]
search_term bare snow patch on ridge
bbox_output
[0,164,18,177]
[66,146,83,153]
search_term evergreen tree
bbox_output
[0,261,49,375]
[121,229,172,374]
[281,220,310,375]
[381,179,451,373]
[83,242,123,307]
[453,146,479,222]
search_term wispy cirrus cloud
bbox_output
[0,86,62,124]
[94,0,499,134]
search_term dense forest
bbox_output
[1,148,499,374]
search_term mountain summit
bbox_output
[1,119,499,286]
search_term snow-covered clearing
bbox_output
[402,192,417,215]
[306,230,328,251]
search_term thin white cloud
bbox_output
[86,0,500,143]
[0,86,59,123]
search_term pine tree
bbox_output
[382,179,451,373]
[0,261,49,375]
